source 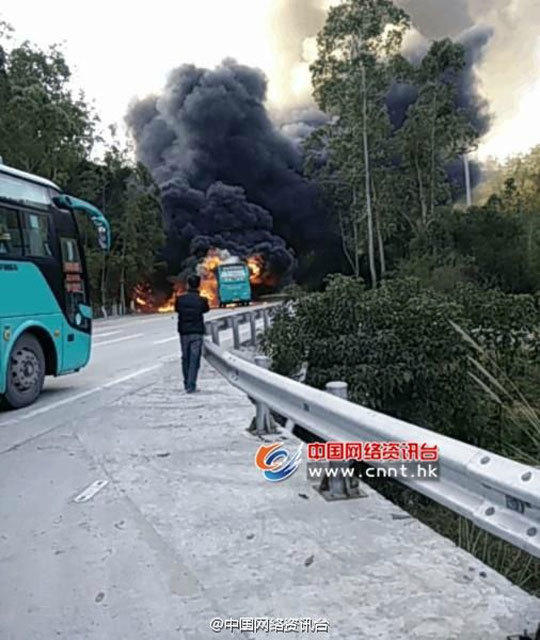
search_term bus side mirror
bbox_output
[53,194,111,252]
[97,226,108,251]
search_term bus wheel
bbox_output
[4,334,45,409]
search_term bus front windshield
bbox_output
[0,171,110,253]
[0,172,53,210]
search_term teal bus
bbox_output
[216,262,252,307]
[0,162,111,409]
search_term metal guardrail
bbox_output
[204,304,276,349]
[203,306,540,558]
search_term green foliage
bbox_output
[0,33,97,184]
[307,1,481,287]
[395,249,476,293]
[476,145,540,208]
[423,192,540,294]
[397,39,479,229]
[396,143,540,294]
[296,6,539,586]
[263,276,538,447]
[266,279,540,592]
[70,147,165,314]
[0,26,165,315]
[310,0,410,114]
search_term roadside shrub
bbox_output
[262,276,539,446]
[453,283,539,371]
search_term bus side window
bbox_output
[0,207,23,256]
[21,211,52,257]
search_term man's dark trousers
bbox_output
[180,334,203,393]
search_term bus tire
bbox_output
[4,334,46,409]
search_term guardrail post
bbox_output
[204,321,540,553]
[325,381,348,399]
[316,381,366,501]
[210,321,220,345]
[230,316,240,349]
[262,308,270,332]
[254,355,271,369]
[249,312,257,346]
[249,355,275,435]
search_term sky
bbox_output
[1,0,539,162]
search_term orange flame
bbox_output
[133,249,274,313]
[132,282,178,314]
[247,255,263,283]
[247,253,278,288]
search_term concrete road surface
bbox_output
[0,310,538,640]
[0,308,241,453]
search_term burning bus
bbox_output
[133,249,267,312]
[216,262,252,307]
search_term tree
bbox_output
[69,144,165,315]
[116,163,165,314]
[0,24,166,315]
[308,0,410,287]
[494,147,540,284]
[397,39,479,234]
[0,26,97,184]
[262,275,537,446]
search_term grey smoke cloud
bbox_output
[398,0,473,38]
[268,0,328,106]
[270,0,539,158]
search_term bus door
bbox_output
[19,208,65,313]
[51,208,91,371]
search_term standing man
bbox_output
[175,274,210,393]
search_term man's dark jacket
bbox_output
[175,290,210,335]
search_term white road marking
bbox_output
[73,479,109,503]
[93,333,143,347]
[92,330,121,338]
[153,336,178,345]
[0,365,161,427]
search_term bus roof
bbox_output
[0,163,61,192]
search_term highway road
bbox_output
[0,306,269,639]
[0,306,263,639]
[0,306,538,640]
[0,307,246,453]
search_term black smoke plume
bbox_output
[162,180,293,285]
[127,3,499,290]
[126,59,341,288]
